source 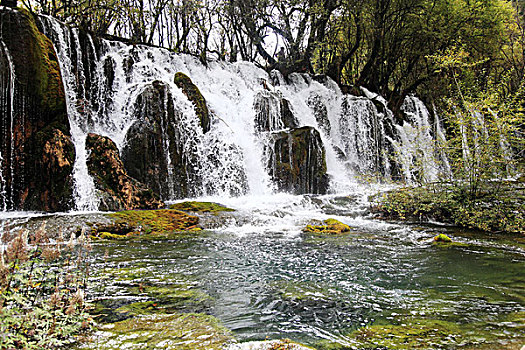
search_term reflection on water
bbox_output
[85,194,525,349]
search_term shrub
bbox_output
[0,223,92,349]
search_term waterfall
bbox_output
[39,16,100,211]
[389,96,451,183]
[29,15,451,210]
[0,32,15,211]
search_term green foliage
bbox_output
[373,183,525,234]
[0,223,92,349]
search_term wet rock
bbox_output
[433,233,452,243]
[266,126,329,194]
[254,90,298,132]
[121,80,193,200]
[169,201,235,213]
[231,339,315,349]
[303,218,351,234]
[86,133,164,211]
[306,92,330,136]
[89,209,200,239]
[174,72,210,133]
[90,313,232,350]
[0,8,73,211]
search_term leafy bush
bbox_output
[372,182,525,234]
[0,223,92,349]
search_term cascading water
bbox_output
[390,96,451,183]
[39,16,100,211]
[34,15,450,210]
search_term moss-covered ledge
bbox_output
[89,209,201,240]
[169,201,235,213]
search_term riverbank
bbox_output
[371,180,525,235]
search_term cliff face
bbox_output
[0,8,74,211]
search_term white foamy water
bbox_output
[3,14,450,212]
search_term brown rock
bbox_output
[86,133,164,211]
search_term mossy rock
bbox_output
[238,339,316,349]
[114,285,211,316]
[347,318,463,349]
[303,218,351,235]
[0,8,73,211]
[169,201,235,213]
[434,234,452,243]
[90,209,200,239]
[121,81,193,199]
[88,313,233,350]
[174,72,210,133]
[267,126,329,195]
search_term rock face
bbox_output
[86,133,164,211]
[307,92,330,136]
[266,127,329,194]
[174,72,210,133]
[0,9,74,211]
[121,81,193,200]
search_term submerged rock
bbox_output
[0,8,74,211]
[86,133,164,211]
[87,313,233,350]
[303,218,351,234]
[174,72,211,133]
[266,127,329,194]
[345,318,463,349]
[230,339,315,350]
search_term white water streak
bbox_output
[40,16,100,211]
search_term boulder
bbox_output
[174,72,210,133]
[0,8,74,211]
[121,81,193,200]
[304,218,351,234]
[307,92,331,136]
[86,133,164,211]
[254,90,298,132]
[266,126,329,194]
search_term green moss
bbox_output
[90,313,232,350]
[174,72,210,133]
[100,232,129,240]
[169,201,235,213]
[347,318,463,349]
[19,9,66,116]
[90,209,201,239]
[434,234,452,242]
[127,284,212,309]
[303,219,351,234]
